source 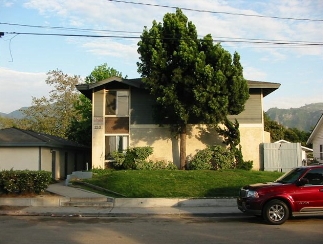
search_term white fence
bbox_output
[261,143,302,172]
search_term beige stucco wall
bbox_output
[239,126,270,170]
[92,90,105,169]
[92,123,105,168]
[0,147,88,180]
[42,148,52,172]
[0,147,39,170]
[130,124,267,170]
[90,85,270,170]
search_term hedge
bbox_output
[0,170,52,194]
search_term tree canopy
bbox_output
[137,9,249,169]
[67,63,125,145]
[22,70,81,138]
[264,113,311,147]
[85,63,125,84]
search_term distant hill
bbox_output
[2,104,323,132]
[0,107,27,119]
[266,103,323,132]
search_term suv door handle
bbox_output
[320,189,323,192]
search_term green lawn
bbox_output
[79,169,283,198]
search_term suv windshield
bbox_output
[274,167,308,184]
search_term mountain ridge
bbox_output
[265,103,323,132]
[1,103,323,132]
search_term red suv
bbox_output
[237,165,323,225]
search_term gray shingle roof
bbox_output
[0,127,89,150]
[76,77,280,99]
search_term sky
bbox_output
[0,0,322,114]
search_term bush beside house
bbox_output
[0,170,52,194]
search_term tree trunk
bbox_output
[179,124,187,170]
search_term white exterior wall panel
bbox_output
[0,147,39,170]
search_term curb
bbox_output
[0,209,242,218]
[0,197,237,208]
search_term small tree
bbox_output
[216,118,243,167]
[22,70,81,138]
[137,9,249,169]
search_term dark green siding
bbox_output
[227,91,262,124]
[131,89,262,125]
[130,88,155,124]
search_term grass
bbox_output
[79,169,284,198]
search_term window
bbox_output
[105,90,129,116]
[320,145,323,160]
[303,168,323,185]
[105,135,128,160]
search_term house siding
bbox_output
[313,135,323,164]
[130,87,156,124]
[130,124,268,169]
[0,147,39,170]
[92,90,105,168]
[89,82,272,170]
[228,91,262,124]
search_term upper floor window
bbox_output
[320,145,323,160]
[106,90,129,116]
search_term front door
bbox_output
[51,151,56,179]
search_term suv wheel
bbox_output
[263,200,289,225]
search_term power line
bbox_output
[0,22,141,34]
[4,31,323,46]
[2,22,322,47]
[107,0,323,22]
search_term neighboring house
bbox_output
[307,113,323,164]
[0,128,90,179]
[76,77,280,170]
[274,139,313,163]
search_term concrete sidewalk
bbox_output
[0,182,242,217]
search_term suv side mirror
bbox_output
[296,178,309,186]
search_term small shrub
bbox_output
[0,170,52,194]
[188,148,213,170]
[188,145,235,170]
[110,151,126,169]
[136,160,178,170]
[236,160,253,170]
[211,145,235,170]
[111,146,153,170]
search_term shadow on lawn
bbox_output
[205,186,241,198]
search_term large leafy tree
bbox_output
[66,63,125,146]
[22,70,81,138]
[137,9,249,169]
[84,63,125,84]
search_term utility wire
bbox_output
[107,0,323,22]
[5,32,323,46]
[1,22,322,47]
[0,22,141,34]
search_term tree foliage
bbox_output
[264,113,311,147]
[66,94,92,146]
[137,9,249,169]
[66,63,125,146]
[85,63,125,84]
[0,116,15,129]
[22,70,81,138]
